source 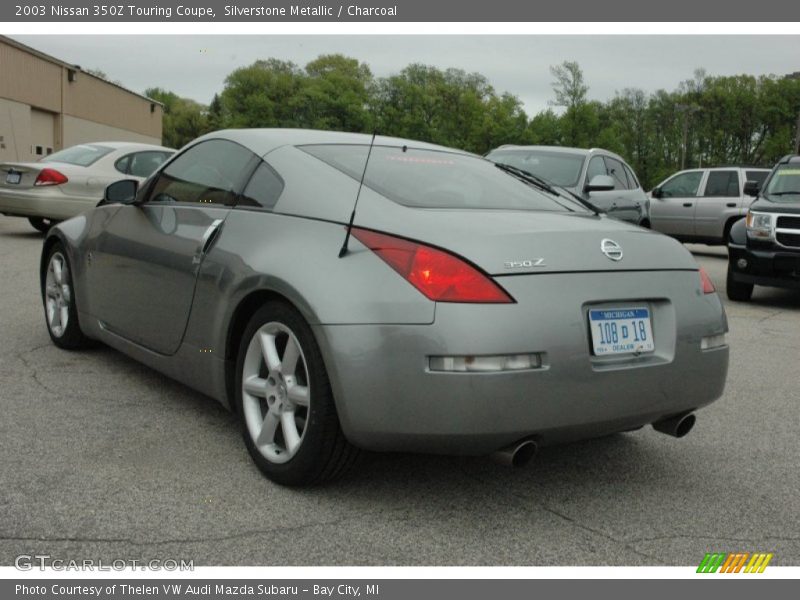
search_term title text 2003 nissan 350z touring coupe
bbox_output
[40,129,729,486]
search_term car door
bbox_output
[86,139,258,355]
[694,169,740,240]
[583,155,620,218]
[649,170,705,237]
[603,156,640,223]
[582,155,637,223]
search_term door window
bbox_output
[115,151,173,177]
[147,139,255,206]
[623,164,640,189]
[239,161,285,211]
[660,171,703,198]
[603,157,630,190]
[585,156,606,184]
[704,171,739,197]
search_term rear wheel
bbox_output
[235,301,358,486]
[42,243,91,349]
[29,217,57,233]
[726,262,753,302]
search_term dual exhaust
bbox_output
[491,412,696,468]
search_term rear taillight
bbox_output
[34,168,68,186]
[699,267,715,294]
[351,227,514,303]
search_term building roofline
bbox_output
[0,35,164,107]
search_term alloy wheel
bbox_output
[241,322,311,463]
[45,252,71,338]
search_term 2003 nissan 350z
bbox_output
[40,129,730,485]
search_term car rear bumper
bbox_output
[0,188,96,220]
[314,270,729,455]
[728,243,800,289]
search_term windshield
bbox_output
[485,149,586,187]
[300,145,584,213]
[765,165,800,200]
[41,144,113,167]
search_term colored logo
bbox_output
[697,552,773,573]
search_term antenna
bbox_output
[338,131,377,258]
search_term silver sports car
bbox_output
[40,129,729,486]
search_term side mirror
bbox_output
[743,180,760,197]
[585,174,615,193]
[102,179,139,206]
[651,186,663,199]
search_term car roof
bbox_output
[191,128,473,158]
[489,144,628,162]
[778,154,800,164]
[73,141,175,152]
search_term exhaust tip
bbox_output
[653,413,696,438]
[492,439,538,467]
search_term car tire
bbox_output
[726,262,753,302]
[41,243,92,349]
[234,301,358,486]
[29,217,57,233]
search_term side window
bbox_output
[746,170,769,187]
[129,151,172,178]
[623,164,640,189]
[660,172,703,198]
[147,140,255,206]
[114,155,131,175]
[704,171,739,198]
[239,161,285,211]
[603,157,630,190]
[585,156,606,184]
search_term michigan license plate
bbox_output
[589,307,654,356]
[5,171,21,185]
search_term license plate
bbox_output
[5,171,21,185]
[589,307,655,356]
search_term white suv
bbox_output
[649,166,770,244]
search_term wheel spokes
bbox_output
[280,410,301,454]
[281,336,300,376]
[255,411,280,446]
[52,257,63,284]
[259,332,281,372]
[288,384,309,407]
[244,375,268,398]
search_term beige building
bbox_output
[0,36,162,163]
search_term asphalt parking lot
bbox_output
[1,216,799,567]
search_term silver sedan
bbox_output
[40,129,729,486]
[1,141,173,232]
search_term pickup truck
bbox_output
[727,155,800,301]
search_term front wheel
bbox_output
[234,301,358,486]
[42,243,91,349]
[726,262,753,302]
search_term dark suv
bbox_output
[727,154,800,301]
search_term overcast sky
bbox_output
[13,35,800,114]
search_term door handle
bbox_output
[683,203,693,207]
[726,202,737,207]
[193,219,224,264]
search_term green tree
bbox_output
[144,87,210,148]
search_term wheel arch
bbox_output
[223,288,322,414]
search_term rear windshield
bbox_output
[300,145,578,212]
[41,144,113,167]
[485,149,586,187]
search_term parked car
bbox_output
[41,129,728,486]
[1,141,174,232]
[485,145,650,226]
[649,166,770,244]
[727,155,800,301]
